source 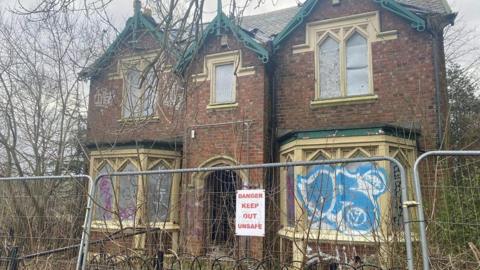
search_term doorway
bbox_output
[205,170,239,254]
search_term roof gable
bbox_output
[271,0,437,52]
[84,0,453,78]
[80,4,172,78]
[175,10,269,75]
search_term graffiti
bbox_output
[94,87,114,109]
[296,163,387,235]
[96,175,114,220]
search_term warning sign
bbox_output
[235,189,265,237]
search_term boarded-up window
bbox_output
[118,162,138,221]
[95,164,114,221]
[286,165,296,226]
[147,164,173,222]
[346,33,369,96]
[319,37,341,98]
[123,68,156,118]
[143,69,157,116]
[214,63,235,103]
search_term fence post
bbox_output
[155,251,164,270]
[8,247,19,270]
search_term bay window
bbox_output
[90,150,180,228]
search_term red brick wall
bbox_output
[274,0,443,151]
[180,32,269,257]
[86,30,184,147]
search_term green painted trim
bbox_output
[86,139,183,151]
[272,0,426,53]
[373,0,426,31]
[80,11,172,78]
[272,0,318,52]
[174,11,269,75]
[278,125,419,145]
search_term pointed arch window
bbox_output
[123,67,157,118]
[146,163,173,223]
[319,37,341,98]
[285,158,296,226]
[316,30,372,100]
[95,163,114,221]
[91,155,179,228]
[346,33,369,96]
[118,162,138,221]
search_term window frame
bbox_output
[122,64,158,119]
[290,12,399,107]
[90,150,180,230]
[211,61,236,105]
[315,28,374,101]
[278,135,416,243]
[191,50,256,110]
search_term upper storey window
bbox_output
[191,50,256,110]
[346,33,369,96]
[317,31,370,99]
[213,63,235,104]
[123,67,156,118]
[291,12,398,106]
[319,37,341,98]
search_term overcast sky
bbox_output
[1,0,479,68]
[101,0,479,25]
[1,0,477,32]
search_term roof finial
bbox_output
[134,0,141,16]
[217,0,222,17]
[216,0,223,35]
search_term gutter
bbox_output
[426,13,457,149]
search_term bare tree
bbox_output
[0,7,113,260]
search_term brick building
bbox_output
[81,0,455,265]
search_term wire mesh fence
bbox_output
[413,152,480,270]
[78,157,411,270]
[0,175,91,270]
[10,154,480,269]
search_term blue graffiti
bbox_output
[296,163,387,235]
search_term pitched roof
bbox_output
[85,0,453,78]
[80,7,172,78]
[396,0,451,14]
[238,6,300,40]
[175,10,270,74]
[234,0,451,46]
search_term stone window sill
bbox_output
[117,116,160,123]
[207,102,238,110]
[90,221,179,231]
[310,95,378,108]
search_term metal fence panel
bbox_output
[413,151,480,270]
[78,157,413,270]
[0,175,92,270]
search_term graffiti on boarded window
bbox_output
[296,163,387,235]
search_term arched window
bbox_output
[319,37,341,98]
[286,158,296,226]
[142,69,157,116]
[118,162,138,221]
[146,163,173,223]
[346,33,369,96]
[95,163,114,221]
[123,67,156,118]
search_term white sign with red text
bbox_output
[235,189,265,237]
